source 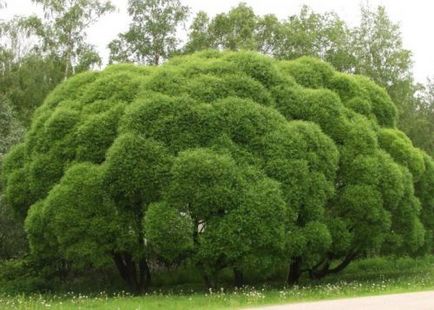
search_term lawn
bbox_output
[2,256,434,309]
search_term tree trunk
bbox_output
[287,256,303,285]
[113,253,151,294]
[138,259,151,292]
[57,259,70,282]
[327,251,358,275]
[64,56,70,80]
[310,251,359,280]
[309,261,330,280]
[64,30,73,80]
[233,267,244,288]
[113,253,134,292]
[202,271,217,289]
[153,52,160,66]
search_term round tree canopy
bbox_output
[2,51,433,283]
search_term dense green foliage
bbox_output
[2,50,433,292]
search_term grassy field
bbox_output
[2,256,434,309]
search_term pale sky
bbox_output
[1,0,433,82]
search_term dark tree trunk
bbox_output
[309,261,330,280]
[287,256,303,285]
[57,259,70,281]
[327,251,358,275]
[153,52,160,66]
[233,267,244,288]
[138,259,151,292]
[198,261,223,290]
[310,251,359,280]
[202,271,217,289]
[113,253,134,291]
[113,253,151,294]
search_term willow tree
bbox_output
[2,51,433,292]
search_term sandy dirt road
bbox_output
[248,290,434,309]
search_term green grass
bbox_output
[2,256,434,309]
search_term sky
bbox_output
[1,0,433,82]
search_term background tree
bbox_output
[207,2,257,51]
[0,96,23,160]
[0,16,65,125]
[0,0,114,127]
[275,6,353,72]
[0,95,26,260]
[0,54,65,126]
[351,5,413,114]
[30,0,114,78]
[185,4,352,69]
[185,3,262,52]
[400,80,434,157]
[255,14,283,56]
[108,0,190,65]
[0,8,30,262]
[183,11,210,54]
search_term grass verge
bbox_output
[2,256,434,309]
